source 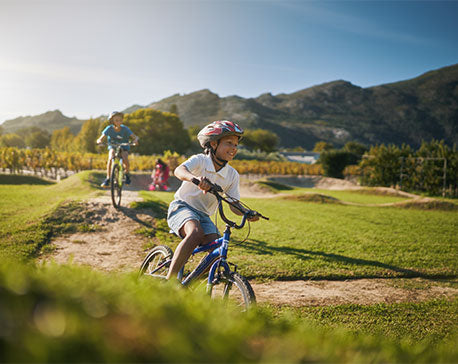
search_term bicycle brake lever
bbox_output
[249,210,269,220]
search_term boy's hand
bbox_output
[196,177,212,193]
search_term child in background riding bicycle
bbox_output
[166,120,259,280]
[96,111,139,188]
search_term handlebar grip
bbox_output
[191,177,223,193]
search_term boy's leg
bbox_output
[166,220,218,280]
[121,150,131,184]
[107,150,115,178]
[101,151,114,187]
[121,150,130,174]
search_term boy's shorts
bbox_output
[167,200,219,238]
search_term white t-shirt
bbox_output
[174,153,240,216]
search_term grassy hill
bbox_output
[1,110,84,135]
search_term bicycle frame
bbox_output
[111,149,124,186]
[109,143,131,185]
[180,225,232,289]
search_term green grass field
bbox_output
[141,190,458,281]
[0,172,101,260]
[1,172,457,362]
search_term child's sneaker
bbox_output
[125,173,131,185]
[101,178,110,188]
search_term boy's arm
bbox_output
[96,134,106,144]
[174,165,212,193]
[130,133,139,145]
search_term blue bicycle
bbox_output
[139,178,268,309]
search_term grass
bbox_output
[0,172,101,260]
[140,189,458,281]
[265,298,458,344]
[1,262,457,363]
[1,172,457,362]
[235,198,458,280]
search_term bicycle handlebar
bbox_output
[191,177,269,229]
[99,142,137,147]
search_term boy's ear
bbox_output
[209,140,218,150]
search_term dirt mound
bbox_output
[267,175,360,190]
[355,187,418,198]
[281,193,341,204]
[393,198,458,211]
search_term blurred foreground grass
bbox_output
[1,262,457,363]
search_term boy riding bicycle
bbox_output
[166,120,259,280]
[96,111,139,188]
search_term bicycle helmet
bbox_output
[197,120,244,167]
[197,120,244,149]
[108,111,124,122]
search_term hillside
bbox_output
[2,64,457,149]
[143,64,458,148]
[1,110,84,135]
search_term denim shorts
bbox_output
[167,200,219,238]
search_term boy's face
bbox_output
[111,114,123,126]
[212,135,239,161]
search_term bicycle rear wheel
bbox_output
[111,164,122,208]
[208,272,256,310]
[139,245,173,280]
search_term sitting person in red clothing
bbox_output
[149,159,170,191]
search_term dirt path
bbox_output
[41,175,458,306]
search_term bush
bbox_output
[319,150,358,179]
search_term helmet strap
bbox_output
[209,141,228,168]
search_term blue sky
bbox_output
[0,0,457,125]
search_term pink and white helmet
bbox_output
[197,120,244,148]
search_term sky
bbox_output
[1,0,457,125]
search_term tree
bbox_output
[313,141,334,152]
[74,118,102,153]
[25,130,51,148]
[0,133,25,148]
[124,108,190,155]
[169,104,179,115]
[14,126,51,148]
[241,129,279,153]
[319,150,355,179]
[343,141,368,159]
[50,127,75,151]
[187,125,202,153]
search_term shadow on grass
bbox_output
[0,174,54,185]
[242,239,455,280]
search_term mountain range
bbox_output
[2,63,457,149]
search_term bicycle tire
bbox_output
[111,163,122,208]
[139,245,173,280]
[208,272,256,310]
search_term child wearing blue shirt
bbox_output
[96,111,139,187]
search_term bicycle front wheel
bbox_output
[111,164,122,208]
[139,245,173,280]
[208,272,256,310]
